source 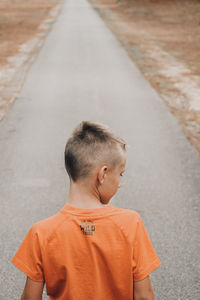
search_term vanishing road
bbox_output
[0,0,200,299]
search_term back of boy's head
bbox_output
[64,121,126,182]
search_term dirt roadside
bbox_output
[88,0,200,155]
[0,0,63,121]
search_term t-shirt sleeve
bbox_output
[11,224,44,282]
[132,214,161,281]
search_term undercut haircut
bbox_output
[64,121,126,182]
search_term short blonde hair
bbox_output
[64,121,126,182]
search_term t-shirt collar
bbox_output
[60,202,115,216]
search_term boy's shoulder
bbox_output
[111,205,141,222]
[29,210,66,243]
[107,206,143,242]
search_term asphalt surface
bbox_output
[0,0,200,299]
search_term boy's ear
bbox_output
[98,165,108,184]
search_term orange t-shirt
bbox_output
[12,203,161,299]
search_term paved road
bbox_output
[0,0,200,299]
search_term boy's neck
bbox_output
[66,179,105,209]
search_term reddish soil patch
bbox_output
[0,0,60,67]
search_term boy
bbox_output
[12,121,161,300]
